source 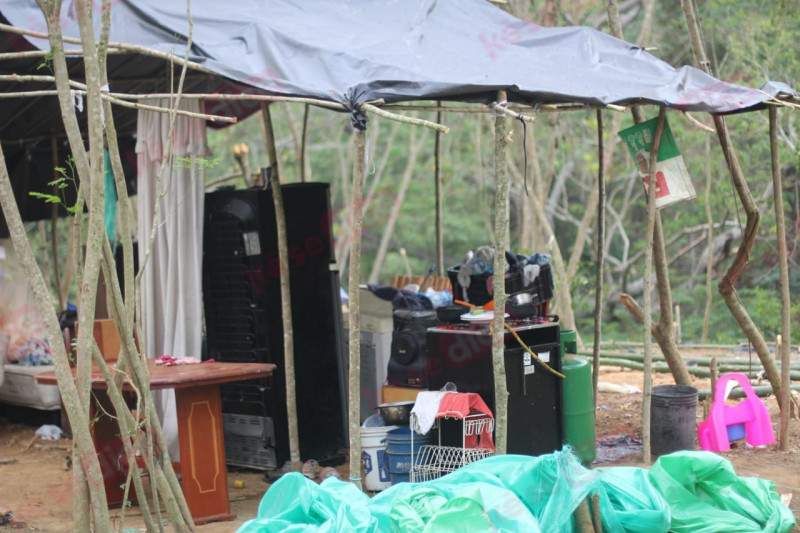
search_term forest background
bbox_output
[24,0,800,346]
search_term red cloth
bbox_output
[436,392,495,451]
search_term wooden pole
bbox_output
[642,106,667,463]
[770,106,792,449]
[702,135,714,344]
[710,357,718,394]
[573,499,594,533]
[592,109,605,408]
[300,104,310,182]
[492,90,511,455]
[359,103,448,133]
[435,102,445,278]
[590,493,604,533]
[49,135,64,310]
[348,128,367,485]
[272,171,301,470]
[261,104,302,470]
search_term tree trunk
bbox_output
[301,104,311,182]
[492,91,511,455]
[769,107,792,446]
[0,144,110,531]
[607,0,691,388]
[272,170,301,469]
[592,110,606,407]
[49,136,64,310]
[263,105,302,470]
[35,0,110,526]
[642,107,668,463]
[680,0,783,406]
[702,135,714,343]
[348,128,367,483]
[435,104,444,278]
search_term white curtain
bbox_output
[136,99,207,460]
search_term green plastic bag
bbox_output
[597,467,670,533]
[236,473,377,532]
[648,451,796,533]
[239,449,674,533]
[373,467,543,532]
[457,452,599,532]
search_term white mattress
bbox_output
[0,364,60,410]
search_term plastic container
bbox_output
[560,329,577,358]
[561,356,596,465]
[386,427,432,484]
[361,425,398,491]
[650,384,698,456]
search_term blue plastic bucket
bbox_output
[386,427,431,484]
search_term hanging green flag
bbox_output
[619,116,696,209]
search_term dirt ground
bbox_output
[1,347,799,532]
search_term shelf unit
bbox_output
[409,413,495,482]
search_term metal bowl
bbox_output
[377,401,415,426]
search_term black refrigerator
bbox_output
[426,319,563,456]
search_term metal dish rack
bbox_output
[409,413,495,482]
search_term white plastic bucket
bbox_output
[361,425,397,491]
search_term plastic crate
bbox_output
[222,414,278,469]
[224,433,278,470]
[223,412,269,438]
[447,263,552,308]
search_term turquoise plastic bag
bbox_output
[647,451,796,533]
[238,449,673,533]
[373,467,542,532]
[458,452,599,532]
[236,473,377,532]
[597,467,670,533]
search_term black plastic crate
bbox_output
[447,263,552,308]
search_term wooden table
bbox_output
[36,360,276,525]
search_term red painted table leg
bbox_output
[174,384,235,525]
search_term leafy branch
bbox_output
[28,155,80,214]
[173,155,219,171]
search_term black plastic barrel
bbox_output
[650,384,698,456]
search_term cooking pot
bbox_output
[377,401,415,426]
[436,304,470,323]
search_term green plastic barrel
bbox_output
[562,356,596,465]
[560,329,577,358]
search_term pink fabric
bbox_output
[154,355,210,367]
[436,392,495,450]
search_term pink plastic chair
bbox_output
[697,372,775,452]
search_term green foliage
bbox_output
[174,156,220,171]
[36,49,53,73]
[28,155,80,214]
